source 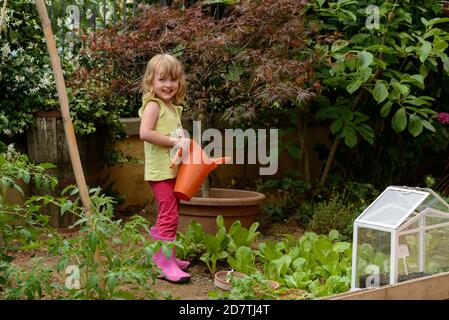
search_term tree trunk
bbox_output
[296,111,311,184]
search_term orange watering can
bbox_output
[170,139,231,201]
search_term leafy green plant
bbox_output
[31,186,160,300]
[174,219,206,261]
[255,230,352,297]
[304,0,449,186]
[209,272,278,300]
[227,220,260,253]
[199,216,230,275]
[227,246,257,275]
[0,257,57,300]
[307,193,360,240]
[0,147,64,299]
[0,147,57,256]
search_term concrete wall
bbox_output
[106,117,331,213]
[3,117,330,214]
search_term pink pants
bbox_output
[148,178,179,239]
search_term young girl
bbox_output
[139,53,191,284]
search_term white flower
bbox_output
[1,43,11,57]
[29,87,40,94]
[6,143,16,158]
[3,129,12,136]
[14,75,25,83]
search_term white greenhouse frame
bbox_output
[351,186,449,290]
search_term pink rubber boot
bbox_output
[150,227,190,270]
[150,227,191,283]
[174,256,190,270]
[152,248,191,283]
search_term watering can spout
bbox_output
[171,140,231,201]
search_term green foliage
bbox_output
[41,186,160,300]
[174,219,206,261]
[0,148,61,299]
[303,0,449,187]
[209,272,278,300]
[227,220,260,253]
[0,153,161,300]
[307,194,360,240]
[227,246,257,275]
[256,231,352,297]
[209,229,353,299]
[77,0,319,130]
[0,147,57,255]
[0,0,58,136]
[199,216,231,275]
[1,1,128,166]
[308,0,449,143]
[0,258,57,300]
[257,171,310,222]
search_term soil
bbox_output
[9,210,304,300]
[358,272,431,288]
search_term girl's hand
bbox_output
[171,137,190,149]
[169,138,190,168]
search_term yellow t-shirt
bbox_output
[138,94,184,181]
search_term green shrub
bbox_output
[307,195,359,240]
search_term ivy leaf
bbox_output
[372,81,389,103]
[408,114,423,137]
[392,109,407,133]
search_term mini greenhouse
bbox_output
[351,186,449,290]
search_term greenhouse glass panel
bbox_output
[351,186,449,290]
[397,233,422,282]
[356,187,429,229]
[425,227,449,274]
[353,227,391,289]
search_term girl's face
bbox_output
[152,68,179,104]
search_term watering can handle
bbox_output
[169,148,183,168]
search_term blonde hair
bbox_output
[140,53,186,105]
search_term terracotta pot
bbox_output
[214,271,279,291]
[178,188,265,234]
[214,271,246,291]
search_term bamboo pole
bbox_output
[35,0,91,216]
[35,0,104,288]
